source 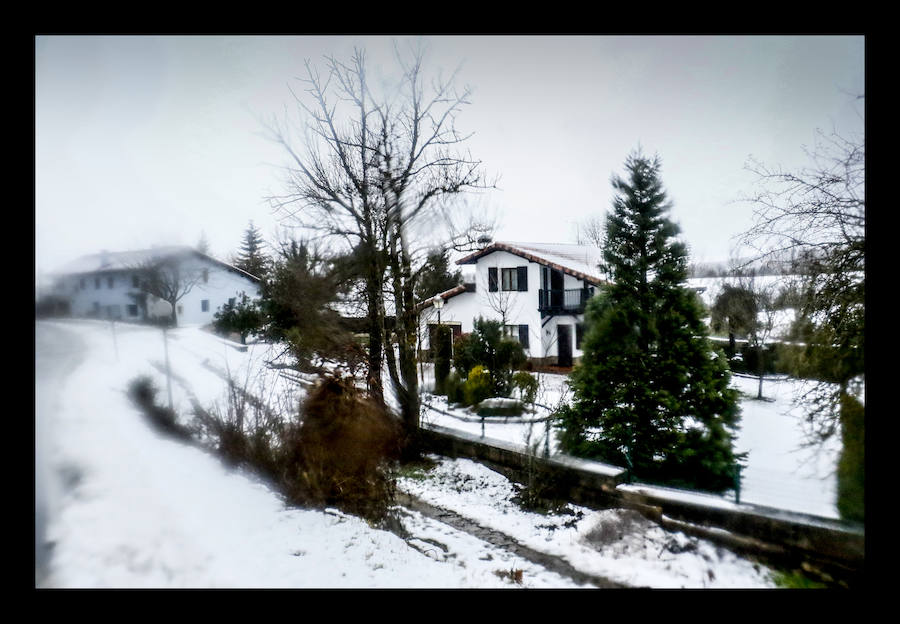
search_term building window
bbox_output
[576,322,585,350]
[504,324,530,349]
[107,276,114,288]
[201,299,209,312]
[127,304,139,317]
[501,266,528,292]
[95,277,101,289]
[488,267,498,292]
[202,268,209,283]
[132,275,140,288]
[80,278,86,290]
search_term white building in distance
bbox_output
[419,241,607,368]
[46,246,261,327]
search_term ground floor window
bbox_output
[201,299,209,312]
[127,304,139,317]
[504,324,530,349]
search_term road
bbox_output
[35,322,87,587]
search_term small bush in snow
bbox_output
[127,375,191,441]
[463,365,493,407]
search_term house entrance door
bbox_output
[557,324,573,367]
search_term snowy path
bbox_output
[395,492,627,588]
[35,320,778,588]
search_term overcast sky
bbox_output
[35,35,864,283]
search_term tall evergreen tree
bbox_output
[234,221,269,279]
[556,151,743,493]
[414,247,463,302]
[196,230,211,256]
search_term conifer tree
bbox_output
[234,221,269,279]
[196,230,211,256]
[556,150,743,492]
[414,248,463,302]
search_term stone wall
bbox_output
[419,423,865,586]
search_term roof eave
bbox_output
[456,242,608,287]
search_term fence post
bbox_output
[162,326,174,412]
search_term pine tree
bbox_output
[234,221,268,279]
[556,150,743,493]
[414,248,463,302]
[196,231,211,256]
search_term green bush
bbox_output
[452,318,527,397]
[837,392,864,523]
[433,324,453,394]
[443,371,465,405]
[463,365,493,407]
[512,371,538,405]
[213,293,263,345]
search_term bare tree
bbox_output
[739,120,864,438]
[738,103,864,521]
[264,42,494,449]
[132,251,206,325]
[573,214,605,248]
[710,269,783,400]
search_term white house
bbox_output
[47,246,261,327]
[419,241,607,367]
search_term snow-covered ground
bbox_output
[36,319,840,588]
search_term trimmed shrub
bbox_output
[433,324,453,394]
[837,392,865,523]
[512,371,538,405]
[463,365,493,407]
[452,318,527,397]
[476,398,524,417]
[443,371,465,405]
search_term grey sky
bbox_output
[35,35,864,284]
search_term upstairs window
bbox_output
[107,276,114,288]
[202,269,209,283]
[501,267,528,292]
[201,299,209,312]
[132,275,140,288]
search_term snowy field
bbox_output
[35,319,842,588]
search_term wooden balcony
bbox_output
[538,287,592,316]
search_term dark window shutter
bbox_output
[488,267,498,292]
[517,266,528,291]
[576,323,584,349]
[518,324,529,349]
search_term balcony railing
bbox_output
[538,288,592,315]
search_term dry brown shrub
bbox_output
[281,375,402,521]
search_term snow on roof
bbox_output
[50,246,261,282]
[457,241,607,285]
